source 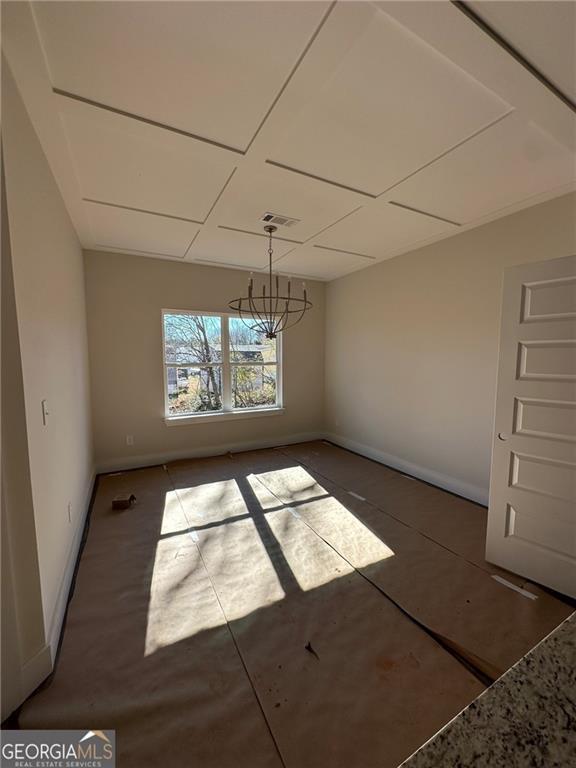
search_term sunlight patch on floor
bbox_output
[144,535,226,656]
[145,484,287,654]
[250,468,396,569]
[263,506,356,591]
[176,479,248,524]
[300,496,395,568]
[146,470,395,654]
[196,514,287,620]
[252,465,329,505]
[160,489,189,534]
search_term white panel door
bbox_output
[487,255,576,597]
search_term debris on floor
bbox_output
[111,493,136,510]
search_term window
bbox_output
[162,311,281,420]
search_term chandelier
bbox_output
[228,225,313,338]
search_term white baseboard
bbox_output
[324,432,489,506]
[97,431,488,505]
[19,643,53,701]
[46,469,96,663]
[96,432,324,474]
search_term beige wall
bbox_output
[2,63,94,669]
[84,251,325,470]
[1,154,47,719]
[325,193,576,504]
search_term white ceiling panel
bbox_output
[33,0,330,150]
[190,227,297,270]
[316,200,455,260]
[216,163,364,241]
[85,202,199,259]
[5,0,574,283]
[390,112,576,223]
[468,1,576,103]
[268,5,510,196]
[273,245,371,281]
[58,98,236,223]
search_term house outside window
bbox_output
[162,310,281,420]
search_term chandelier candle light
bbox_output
[228,225,313,338]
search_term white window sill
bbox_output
[164,407,284,426]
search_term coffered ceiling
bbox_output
[3,1,575,280]
[468,0,576,104]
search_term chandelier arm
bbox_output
[277,313,303,334]
[238,299,259,333]
[281,304,291,333]
[235,281,266,334]
[248,289,269,332]
[262,283,273,336]
[273,303,289,335]
[290,290,310,330]
[236,297,244,326]
[249,275,286,330]
[240,315,264,335]
[273,274,280,322]
[277,312,292,333]
[276,301,308,333]
[237,299,259,335]
[245,303,267,335]
[282,306,297,333]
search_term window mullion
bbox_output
[163,311,282,416]
[222,316,232,411]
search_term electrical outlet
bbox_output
[126,435,134,446]
[67,502,72,523]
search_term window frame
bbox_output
[161,309,283,424]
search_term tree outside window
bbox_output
[163,312,280,416]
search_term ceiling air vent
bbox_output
[261,211,300,228]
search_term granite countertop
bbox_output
[400,611,576,767]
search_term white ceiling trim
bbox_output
[313,244,375,261]
[3,0,575,280]
[378,1,576,152]
[83,198,203,226]
[464,1,576,109]
[33,0,335,152]
[93,245,186,261]
[2,3,93,245]
[53,88,247,157]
